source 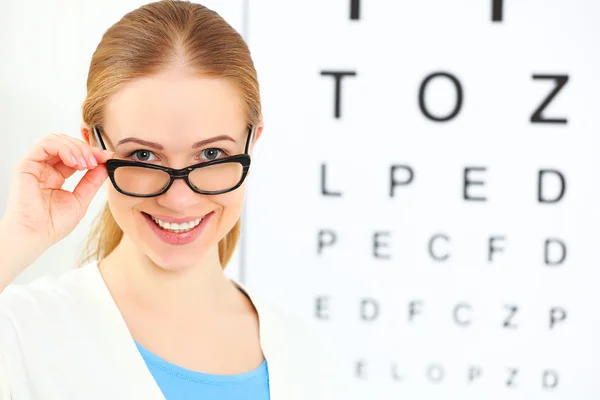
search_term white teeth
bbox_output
[150,215,203,233]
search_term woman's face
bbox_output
[92,68,259,271]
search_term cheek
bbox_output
[215,187,246,228]
[106,186,142,227]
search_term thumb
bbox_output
[72,165,108,214]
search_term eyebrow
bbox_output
[116,135,236,150]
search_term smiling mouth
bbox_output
[143,212,204,233]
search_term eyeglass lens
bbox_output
[113,162,244,196]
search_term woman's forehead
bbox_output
[103,69,247,140]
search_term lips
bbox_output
[142,211,213,246]
[150,215,203,233]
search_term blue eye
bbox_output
[201,148,224,160]
[130,150,157,162]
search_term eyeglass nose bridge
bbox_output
[165,168,200,194]
[170,167,194,179]
[163,170,196,194]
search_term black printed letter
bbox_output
[373,231,391,260]
[503,305,518,329]
[427,365,445,383]
[545,238,567,266]
[350,0,360,20]
[355,360,367,379]
[419,72,463,122]
[321,70,357,119]
[429,234,450,262]
[492,0,504,21]
[391,363,403,381]
[543,370,559,389]
[317,229,337,255]
[464,167,487,201]
[321,163,342,197]
[489,236,506,262]
[531,75,569,124]
[549,307,567,329]
[315,296,331,320]
[469,367,483,383]
[454,303,473,327]
[506,368,518,387]
[390,165,414,198]
[538,169,566,203]
[360,298,380,322]
[408,301,423,322]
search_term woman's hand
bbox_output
[3,133,113,251]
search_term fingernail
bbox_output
[89,155,98,167]
[79,156,87,168]
[71,156,79,165]
[103,150,114,157]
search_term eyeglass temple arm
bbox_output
[92,126,108,151]
[244,126,256,154]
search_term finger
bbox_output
[48,135,87,170]
[37,162,68,190]
[91,146,115,163]
[53,160,78,180]
[19,158,76,190]
[54,134,97,170]
[72,164,108,213]
[56,134,114,167]
[26,135,80,170]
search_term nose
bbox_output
[156,178,201,212]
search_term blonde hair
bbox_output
[79,0,261,268]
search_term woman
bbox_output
[0,1,334,399]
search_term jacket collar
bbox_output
[84,263,292,400]
[232,280,293,399]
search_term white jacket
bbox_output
[0,263,336,399]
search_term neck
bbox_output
[99,236,242,316]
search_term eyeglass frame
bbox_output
[92,125,255,198]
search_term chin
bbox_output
[143,237,218,272]
[146,252,203,272]
[135,209,221,271]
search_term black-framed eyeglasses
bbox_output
[92,125,254,198]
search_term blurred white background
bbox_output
[2,1,600,399]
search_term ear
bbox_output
[80,122,92,145]
[250,123,263,153]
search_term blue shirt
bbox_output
[135,341,270,399]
